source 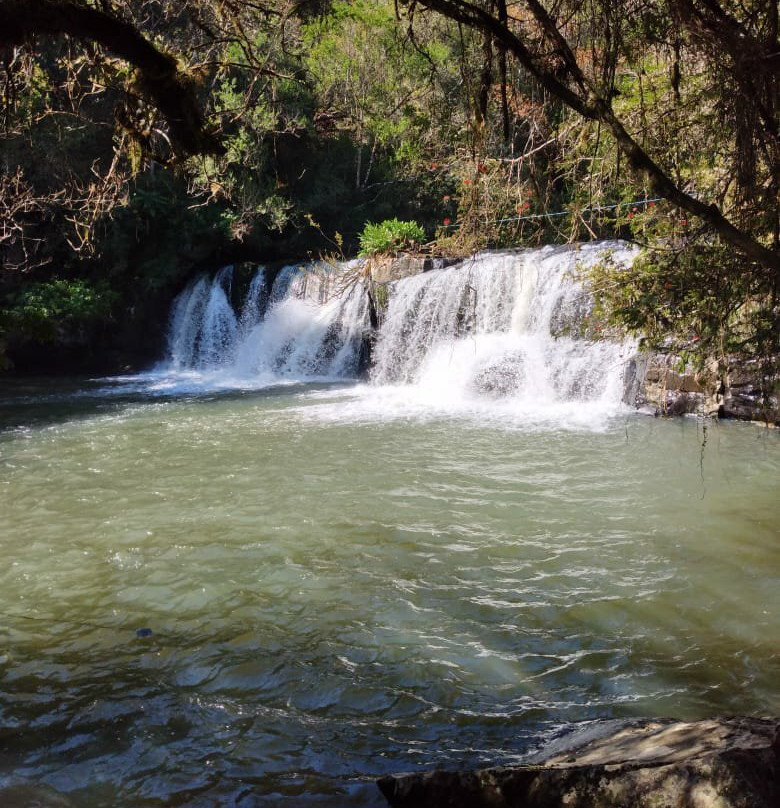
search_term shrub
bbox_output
[2,278,117,343]
[358,218,425,256]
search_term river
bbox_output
[1,244,778,807]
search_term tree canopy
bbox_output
[404,0,778,271]
[0,0,220,154]
[0,0,777,373]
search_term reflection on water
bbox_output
[1,379,778,807]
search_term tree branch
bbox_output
[0,0,223,155]
[405,0,779,271]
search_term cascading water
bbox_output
[197,266,239,368]
[160,243,636,420]
[232,261,369,380]
[167,266,238,370]
[238,267,269,336]
[164,260,370,383]
[369,244,635,413]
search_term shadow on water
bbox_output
[0,377,347,433]
[0,614,391,807]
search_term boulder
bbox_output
[720,358,779,424]
[633,355,723,416]
[377,716,780,808]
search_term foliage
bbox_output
[405,0,777,267]
[0,0,778,374]
[587,243,779,372]
[358,219,426,256]
[0,278,116,344]
[97,172,237,291]
[303,0,456,184]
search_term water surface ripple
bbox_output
[1,382,778,806]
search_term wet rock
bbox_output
[630,354,722,417]
[368,253,461,287]
[629,351,778,424]
[377,716,780,808]
[369,254,429,286]
[622,353,649,408]
[472,353,525,397]
[720,358,779,424]
[548,293,594,339]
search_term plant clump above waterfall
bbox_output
[358,219,426,257]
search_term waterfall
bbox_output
[160,244,636,414]
[197,266,239,368]
[167,275,210,369]
[164,261,370,381]
[238,267,269,336]
[166,267,238,369]
[370,244,635,411]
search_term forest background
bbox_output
[0,0,777,377]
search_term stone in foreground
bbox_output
[377,717,779,808]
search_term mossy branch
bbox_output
[0,0,223,155]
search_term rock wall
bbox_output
[628,352,779,425]
[377,716,780,808]
[367,253,433,286]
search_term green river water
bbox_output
[0,378,778,807]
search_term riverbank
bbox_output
[378,716,780,808]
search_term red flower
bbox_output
[627,212,634,220]
[680,219,688,226]
[442,195,451,203]
[463,179,471,186]
[648,201,656,208]
[443,217,451,226]
[692,334,700,341]
[523,201,530,209]
[477,162,488,173]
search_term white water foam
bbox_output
[134,242,637,426]
[154,260,369,392]
[341,243,636,428]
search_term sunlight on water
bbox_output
[1,382,779,807]
[0,243,776,806]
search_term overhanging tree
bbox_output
[0,0,220,155]
[0,0,309,271]
[400,0,779,272]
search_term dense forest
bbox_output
[0,0,777,376]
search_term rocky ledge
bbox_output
[377,716,779,808]
[628,353,779,424]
